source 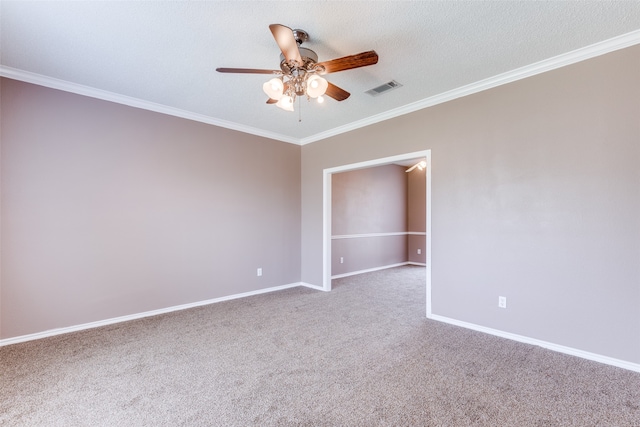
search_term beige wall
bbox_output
[0,79,301,339]
[332,235,407,276]
[332,165,407,235]
[331,164,408,275]
[407,165,426,264]
[1,44,639,367]
[302,45,640,363]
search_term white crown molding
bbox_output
[429,314,640,374]
[2,30,638,146]
[299,29,640,145]
[0,66,300,145]
[0,282,304,347]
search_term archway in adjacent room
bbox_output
[322,150,432,317]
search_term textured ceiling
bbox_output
[2,1,640,144]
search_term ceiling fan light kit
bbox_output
[306,75,329,98]
[263,78,285,100]
[276,95,295,112]
[217,24,379,113]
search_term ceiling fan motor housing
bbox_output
[280,47,318,73]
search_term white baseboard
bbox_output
[0,282,303,347]
[331,262,410,279]
[300,282,328,292]
[407,262,426,266]
[429,314,640,373]
[8,280,636,374]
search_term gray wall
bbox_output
[2,45,639,367]
[331,164,408,276]
[1,78,301,339]
[301,45,640,363]
[407,166,427,264]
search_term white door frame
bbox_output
[322,150,432,317]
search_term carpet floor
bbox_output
[2,266,640,426]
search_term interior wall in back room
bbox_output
[331,164,407,276]
[407,165,427,265]
[301,44,640,364]
[0,78,302,340]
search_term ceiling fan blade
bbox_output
[315,51,378,74]
[266,98,278,104]
[216,68,281,75]
[269,24,302,66]
[325,82,350,101]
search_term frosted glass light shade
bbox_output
[306,75,328,98]
[263,78,284,100]
[276,95,294,111]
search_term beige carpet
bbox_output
[2,266,640,426]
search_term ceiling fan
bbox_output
[216,24,379,112]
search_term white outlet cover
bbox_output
[498,296,507,308]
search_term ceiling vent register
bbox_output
[366,80,403,96]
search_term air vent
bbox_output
[365,80,403,96]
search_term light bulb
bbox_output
[317,95,324,104]
[276,95,294,112]
[263,78,284,100]
[306,75,328,98]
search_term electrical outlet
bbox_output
[498,296,507,308]
[257,268,262,277]
[417,249,421,255]
[340,257,344,264]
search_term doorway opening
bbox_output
[322,150,432,317]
